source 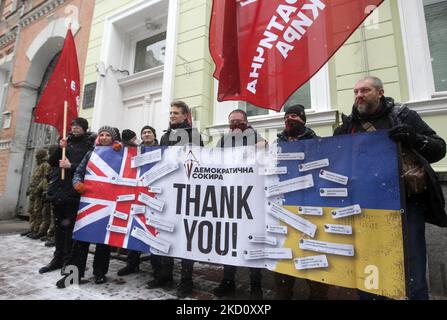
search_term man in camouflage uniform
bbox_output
[24,149,52,239]
[41,145,58,246]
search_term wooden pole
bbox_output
[61,101,68,180]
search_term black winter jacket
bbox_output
[277,127,318,142]
[47,132,96,204]
[216,126,266,148]
[334,97,447,227]
[160,121,204,147]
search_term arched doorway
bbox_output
[16,52,61,217]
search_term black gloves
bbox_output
[389,124,419,147]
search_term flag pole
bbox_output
[61,100,68,180]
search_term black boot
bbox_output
[177,280,193,298]
[20,230,31,237]
[94,274,107,284]
[39,258,63,274]
[146,276,173,289]
[45,237,55,247]
[213,280,236,297]
[56,274,81,289]
[250,283,263,300]
[117,264,139,276]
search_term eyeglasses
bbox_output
[229,120,247,125]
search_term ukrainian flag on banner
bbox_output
[273,131,406,299]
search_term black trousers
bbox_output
[223,265,262,286]
[275,273,329,299]
[53,203,78,266]
[126,250,162,278]
[69,240,111,278]
[154,256,194,282]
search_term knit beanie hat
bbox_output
[113,127,121,142]
[98,125,118,141]
[122,129,137,143]
[284,105,307,123]
[71,117,89,132]
[140,125,157,139]
[35,149,48,161]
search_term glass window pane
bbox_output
[282,81,311,112]
[245,81,311,116]
[134,32,166,73]
[424,0,447,92]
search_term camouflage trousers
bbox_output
[29,194,52,236]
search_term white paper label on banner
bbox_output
[107,224,128,234]
[140,162,179,186]
[324,224,353,235]
[331,205,362,219]
[268,202,317,238]
[148,186,162,194]
[146,215,175,233]
[116,194,136,202]
[299,239,355,257]
[113,177,138,187]
[248,234,277,246]
[294,255,329,270]
[298,206,324,216]
[130,204,146,215]
[266,225,288,235]
[298,158,329,172]
[131,149,162,168]
[243,248,293,260]
[113,211,129,220]
[319,170,349,185]
[259,167,287,176]
[320,188,348,197]
[138,193,164,212]
[275,152,305,161]
[131,227,170,254]
[265,174,314,198]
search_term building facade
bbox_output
[0,0,95,219]
[81,0,446,168]
[80,0,446,298]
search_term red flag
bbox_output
[34,28,80,136]
[210,0,384,111]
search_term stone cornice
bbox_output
[19,0,67,28]
[0,28,18,49]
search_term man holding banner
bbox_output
[148,101,203,298]
[213,109,267,299]
[274,104,329,300]
[334,76,447,300]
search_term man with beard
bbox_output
[334,76,446,300]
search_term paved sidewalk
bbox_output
[0,234,283,300]
[0,229,361,300]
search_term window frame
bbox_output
[129,30,167,75]
[213,63,331,124]
[397,0,447,100]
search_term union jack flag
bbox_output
[72,146,162,253]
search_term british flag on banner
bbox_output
[72,146,164,253]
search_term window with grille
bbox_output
[424,0,447,92]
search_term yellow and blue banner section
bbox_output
[273,131,405,299]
